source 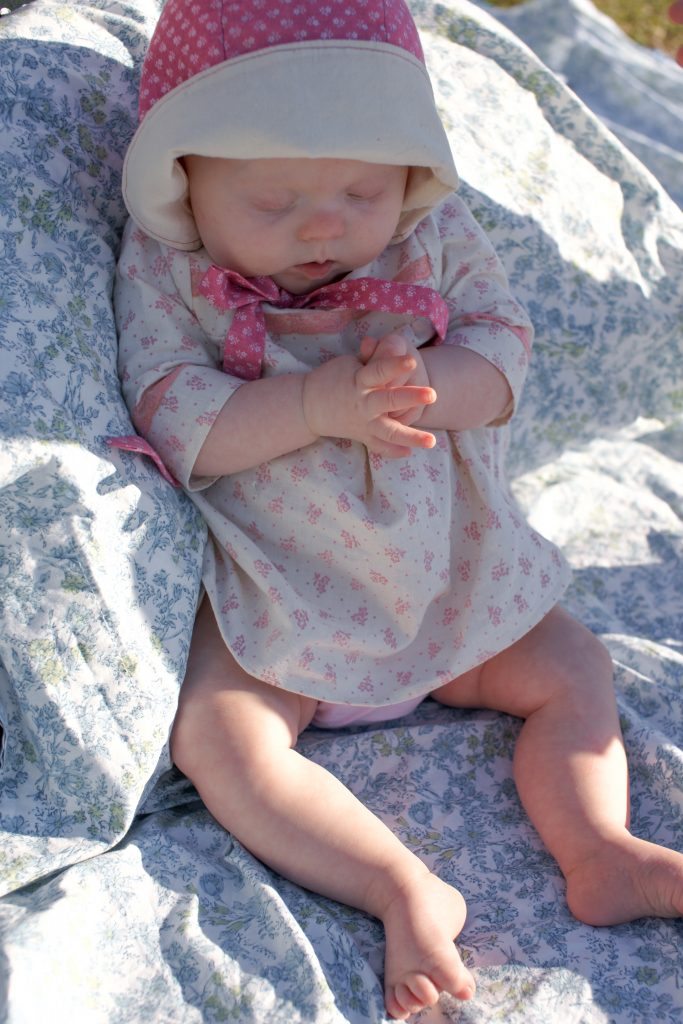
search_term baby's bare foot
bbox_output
[565,833,683,926]
[380,870,474,1020]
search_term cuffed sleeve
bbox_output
[434,198,533,423]
[115,221,243,488]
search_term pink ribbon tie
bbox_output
[198,266,449,380]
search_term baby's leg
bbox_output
[171,600,475,1020]
[433,605,683,925]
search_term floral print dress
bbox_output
[116,195,570,706]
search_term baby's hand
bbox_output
[302,351,436,459]
[359,333,431,427]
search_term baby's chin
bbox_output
[273,261,350,294]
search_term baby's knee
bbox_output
[565,613,613,677]
[168,684,213,780]
[514,606,613,705]
[171,667,317,783]
[544,609,614,706]
[168,662,243,781]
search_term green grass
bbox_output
[487,0,681,57]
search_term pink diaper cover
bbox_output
[311,694,425,729]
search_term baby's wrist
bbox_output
[300,369,322,441]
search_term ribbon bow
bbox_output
[198,266,449,380]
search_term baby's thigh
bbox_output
[172,599,317,771]
[433,605,613,718]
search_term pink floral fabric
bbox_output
[139,0,425,120]
[115,196,568,706]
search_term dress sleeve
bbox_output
[115,221,243,489]
[435,198,534,424]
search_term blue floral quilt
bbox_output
[0,1,681,1021]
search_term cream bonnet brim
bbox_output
[122,40,459,250]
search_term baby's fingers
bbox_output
[367,384,436,418]
[358,335,379,364]
[371,411,436,453]
[357,354,416,390]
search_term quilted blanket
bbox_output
[1,1,682,1021]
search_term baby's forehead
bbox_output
[233,157,406,188]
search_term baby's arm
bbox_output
[359,332,511,433]
[194,350,436,476]
[418,345,513,431]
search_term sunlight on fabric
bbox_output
[420,25,656,293]
[433,965,609,1023]
[513,420,683,564]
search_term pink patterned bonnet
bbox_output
[122,0,459,250]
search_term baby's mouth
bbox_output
[292,260,339,281]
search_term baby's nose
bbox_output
[297,209,345,242]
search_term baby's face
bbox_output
[184,156,408,294]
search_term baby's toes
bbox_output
[428,956,476,1001]
[386,973,440,1019]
